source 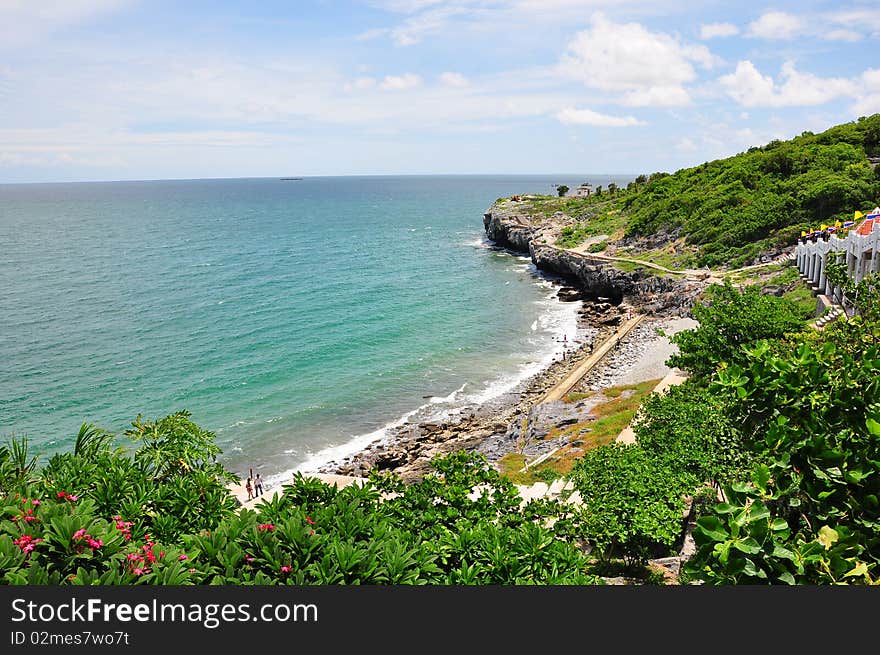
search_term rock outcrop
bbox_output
[483,203,704,315]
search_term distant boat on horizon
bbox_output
[280,177,304,181]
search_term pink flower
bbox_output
[245,555,255,563]
[127,553,141,561]
[132,568,144,576]
[57,491,67,499]
[31,500,40,506]
[14,535,42,554]
[258,523,275,532]
[305,516,315,525]
[73,528,87,541]
[87,538,103,550]
[67,495,79,502]
[24,515,37,522]
[280,565,291,573]
[178,554,189,561]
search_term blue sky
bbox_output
[1,0,879,182]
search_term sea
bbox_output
[0,174,633,486]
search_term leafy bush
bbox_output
[567,443,691,567]
[668,280,806,379]
[633,381,749,488]
[1,438,602,585]
[685,281,880,584]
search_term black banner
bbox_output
[0,585,875,652]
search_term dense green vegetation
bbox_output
[1,426,601,584]
[645,276,879,583]
[666,280,806,380]
[524,114,880,268]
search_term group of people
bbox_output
[244,468,264,501]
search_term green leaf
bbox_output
[866,418,880,437]
[753,464,771,492]
[742,558,766,578]
[778,571,796,585]
[771,543,795,560]
[817,525,839,551]
[747,501,771,524]
[843,562,869,578]
[770,518,789,532]
[732,537,762,555]
[713,503,739,514]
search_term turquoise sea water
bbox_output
[0,175,631,483]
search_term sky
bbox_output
[1,0,879,183]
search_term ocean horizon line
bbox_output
[0,172,640,187]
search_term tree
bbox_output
[633,381,749,490]
[556,184,569,197]
[568,443,690,568]
[667,280,805,379]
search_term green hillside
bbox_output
[531,114,880,268]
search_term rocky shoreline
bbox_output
[317,198,708,483]
[318,296,628,482]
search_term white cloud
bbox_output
[439,72,469,87]
[368,0,444,11]
[824,8,880,36]
[380,73,422,90]
[747,11,802,40]
[561,13,718,108]
[700,22,739,39]
[719,60,856,108]
[676,137,697,151]
[622,85,691,107]
[344,77,377,91]
[854,69,880,115]
[387,5,469,46]
[0,0,129,49]
[825,29,861,42]
[555,107,643,127]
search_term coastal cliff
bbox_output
[483,202,703,314]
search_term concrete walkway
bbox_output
[539,313,645,404]
[566,244,794,279]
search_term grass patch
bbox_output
[503,379,662,483]
[563,391,593,403]
[621,245,699,271]
[782,283,817,320]
[555,201,629,248]
[498,453,527,477]
[609,259,684,279]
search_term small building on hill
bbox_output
[572,182,593,198]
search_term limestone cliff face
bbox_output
[483,205,701,314]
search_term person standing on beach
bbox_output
[255,473,264,496]
[245,476,254,501]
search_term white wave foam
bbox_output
[463,235,492,249]
[429,382,467,404]
[286,405,426,480]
